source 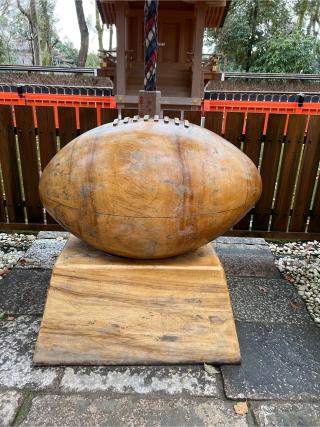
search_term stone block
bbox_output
[61,365,220,397]
[37,231,69,240]
[0,269,51,315]
[228,277,311,324]
[22,395,249,427]
[0,391,23,426]
[252,402,320,427]
[221,321,320,399]
[213,243,280,278]
[0,316,59,389]
[16,239,65,270]
[215,237,267,246]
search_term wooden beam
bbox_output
[191,2,206,98]
[207,1,226,7]
[115,1,126,95]
[0,223,62,231]
[114,94,202,106]
[225,230,320,241]
[34,236,241,365]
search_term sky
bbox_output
[55,0,115,52]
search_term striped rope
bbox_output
[144,0,159,91]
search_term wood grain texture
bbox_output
[36,106,57,169]
[184,110,202,125]
[79,107,97,134]
[15,105,42,223]
[234,113,264,230]
[290,115,320,232]
[309,178,320,233]
[33,235,241,366]
[57,107,77,148]
[121,108,138,119]
[39,118,262,259]
[252,114,287,231]
[204,111,223,135]
[101,108,118,124]
[0,105,24,222]
[224,112,244,148]
[271,115,307,231]
[163,110,181,119]
[36,107,57,224]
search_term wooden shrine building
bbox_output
[97,0,229,109]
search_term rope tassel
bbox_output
[144,0,159,91]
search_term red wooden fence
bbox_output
[0,104,319,239]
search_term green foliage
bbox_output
[207,0,320,73]
[253,31,319,73]
[85,52,99,67]
[0,34,5,63]
[294,0,320,35]
[38,0,58,65]
[54,39,78,66]
[0,0,94,67]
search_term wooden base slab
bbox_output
[33,236,241,365]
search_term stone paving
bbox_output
[0,233,319,426]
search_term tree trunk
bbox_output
[39,0,53,64]
[0,0,10,16]
[30,0,41,64]
[109,24,113,51]
[245,0,258,72]
[95,2,104,51]
[17,0,41,65]
[296,0,308,29]
[29,25,35,64]
[75,0,89,66]
[308,1,319,37]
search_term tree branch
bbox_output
[16,0,31,21]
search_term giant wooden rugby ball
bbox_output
[40,117,262,259]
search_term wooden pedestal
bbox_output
[34,236,240,365]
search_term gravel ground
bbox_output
[268,240,320,327]
[0,233,36,280]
